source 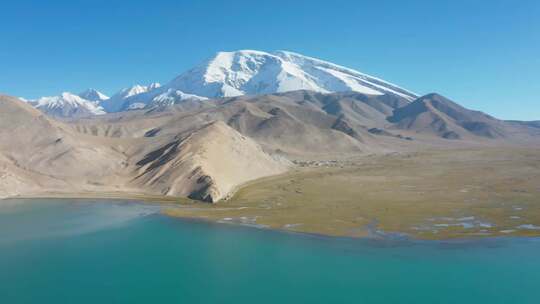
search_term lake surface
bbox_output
[1,199,539,304]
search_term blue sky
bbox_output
[1,0,538,120]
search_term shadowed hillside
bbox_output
[1,90,539,201]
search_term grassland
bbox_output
[164,147,540,239]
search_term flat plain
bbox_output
[165,147,540,239]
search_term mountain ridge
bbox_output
[25,50,419,117]
[388,93,508,139]
[1,90,539,201]
[167,50,417,100]
[78,89,109,102]
[27,92,105,118]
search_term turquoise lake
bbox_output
[1,199,539,303]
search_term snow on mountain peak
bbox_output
[120,85,148,97]
[29,92,105,117]
[78,88,109,102]
[99,83,162,112]
[148,82,161,90]
[167,50,417,101]
[147,88,208,108]
[28,49,417,116]
[120,83,161,98]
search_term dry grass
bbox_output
[164,147,540,239]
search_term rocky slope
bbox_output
[0,95,288,201]
[132,121,288,202]
[1,90,539,201]
[388,93,509,139]
[0,95,124,197]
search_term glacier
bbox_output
[27,50,418,116]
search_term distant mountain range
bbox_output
[23,50,418,118]
[78,88,109,102]
[2,88,539,201]
[27,92,106,117]
[3,49,539,202]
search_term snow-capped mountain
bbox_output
[166,50,417,101]
[115,50,417,111]
[28,92,105,118]
[100,83,161,112]
[78,88,109,102]
[28,50,418,116]
[144,88,208,109]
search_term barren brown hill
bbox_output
[387,93,538,141]
[2,90,539,202]
[0,95,288,201]
[71,91,419,158]
[0,95,128,197]
[131,120,289,202]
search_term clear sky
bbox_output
[1,0,538,120]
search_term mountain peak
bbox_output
[388,93,506,139]
[61,91,81,99]
[148,82,161,90]
[99,83,163,112]
[28,50,419,116]
[28,92,105,118]
[168,49,418,101]
[119,83,161,96]
[78,88,109,102]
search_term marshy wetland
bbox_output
[165,147,540,239]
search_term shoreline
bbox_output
[164,210,540,241]
[2,191,192,204]
[3,195,540,241]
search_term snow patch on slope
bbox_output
[166,50,418,101]
[29,92,105,117]
[147,88,208,108]
[78,89,109,102]
[28,49,417,116]
[100,83,161,112]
